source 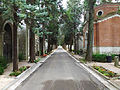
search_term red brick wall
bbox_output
[94,3,120,19]
[94,16,120,47]
[83,3,120,48]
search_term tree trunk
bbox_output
[55,44,57,49]
[13,6,18,71]
[69,35,74,52]
[85,0,96,61]
[50,44,53,51]
[29,26,35,62]
[74,36,77,54]
[39,37,43,56]
[68,44,69,50]
[70,43,72,52]
[43,33,45,54]
[47,35,51,53]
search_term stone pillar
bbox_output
[114,56,119,67]
[0,32,4,56]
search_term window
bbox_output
[97,10,103,16]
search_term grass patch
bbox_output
[79,58,87,63]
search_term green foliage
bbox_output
[9,66,30,76]
[9,71,21,76]
[60,0,82,45]
[0,66,4,75]
[0,56,8,75]
[0,56,8,69]
[19,53,25,61]
[34,58,41,63]
[79,58,87,63]
[19,66,27,72]
[92,54,117,62]
[76,50,83,55]
[93,65,117,77]
[92,54,107,62]
[111,54,116,60]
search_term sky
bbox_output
[62,0,68,9]
[62,0,84,9]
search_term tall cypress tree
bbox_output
[85,0,96,61]
[1,0,27,71]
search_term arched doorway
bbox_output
[3,23,12,61]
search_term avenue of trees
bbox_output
[1,0,63,71]
[1,0,118,71]
[60,0,118,61]
[60,0,95,61]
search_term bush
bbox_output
[9,66,30,76]
[92,53,117,62]
[0,66,4,75]
[34,58,41,63]
[76,49,83,55]
[9,71,21,76]
[92,54,107,62]
[111,54,117,60]
[19,53,25,61]
[19,66,27,72]
[0,56,8,69]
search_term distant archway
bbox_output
[3,23,12,61]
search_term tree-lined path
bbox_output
[16,47,108,90]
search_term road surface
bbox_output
[16,48,109,90]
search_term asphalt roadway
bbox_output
[16,48,109,90]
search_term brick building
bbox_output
[83,3,120,54]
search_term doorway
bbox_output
[3,23,12,61]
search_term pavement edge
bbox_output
[64,49,120,90]
[2,50,56,90]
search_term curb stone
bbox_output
[2,50,56,90]
[64,50,120,90]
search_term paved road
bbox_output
[16,48,109,90]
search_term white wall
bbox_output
[93,47,120,54]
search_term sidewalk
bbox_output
[0,61,34,90]
[1,49,56,90]
[73,54,120,88]
[87,62,120,88]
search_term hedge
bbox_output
[92,54,117,62]
[92,54,107,62]
[0,56,8,69]
[0,66,4,75]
